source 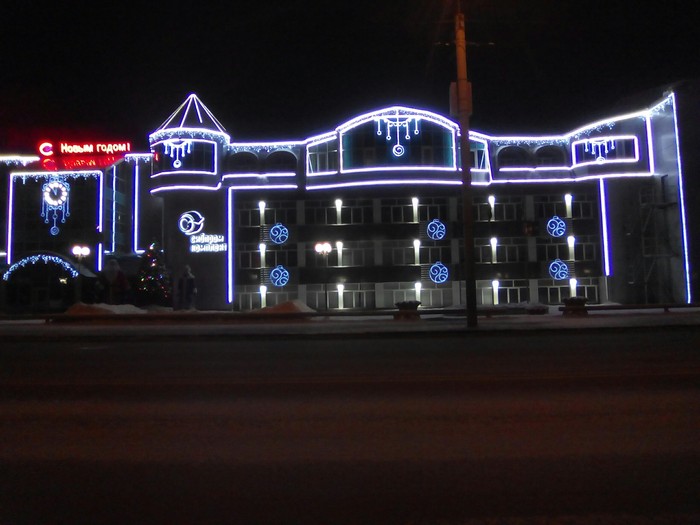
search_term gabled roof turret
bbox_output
[150,93,230,144]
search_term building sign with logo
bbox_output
[178,210,226,253]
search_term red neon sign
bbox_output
[38,140,132,157]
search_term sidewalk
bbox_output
[2,305,700,341]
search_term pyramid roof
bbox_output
[154,94,227,134]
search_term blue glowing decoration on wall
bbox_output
[548,259,569,280]
[429,262,449,284]
[3,254,78,281]
[41,178,70,236]
[178,210,205,236]
[269,223,289,245]
[270,265,290,287]
[376,115,420,157]
[546,216,566,237]
[427,219,446,240]
[164,139,193,168]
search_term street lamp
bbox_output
[71,244,90,302]
[315,242,332,310]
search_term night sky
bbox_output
[2,0,698,152]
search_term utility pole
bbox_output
[455,1,478,327]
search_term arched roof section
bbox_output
[336,106,460,134]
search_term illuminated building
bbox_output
[1,84,698,312]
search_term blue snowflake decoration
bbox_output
[269,265,290,287]
[429,261,449,284]
[548,259,569,280]
[269,223,289,245]
[426,219,446,241]
[546,216,566,237]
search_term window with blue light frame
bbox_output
[152,139,216,174]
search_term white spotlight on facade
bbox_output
[569,278,578,299]
[413,239,421,265]
[259,243,266,268]
[258,201,266,224]
[490,237,498,263]
[564,194,573,218]
[259,285,267,308]
[337,283,345,309]
[567,235,576,260]
[335,199,343,224]
[492,279,500,305]
[488,195,495,221]
[414,281,422,302]
[411,197,419,222]
[336,241,344,266]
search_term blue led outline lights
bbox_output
[429,262,449,284]
[307,179,462,191]
[426,219,446,241]
[111,166,116,251]
[41,178,70,236]
[571,135,640,167]
[670,92,692,303]
[227,188,235,303]
[546,216,567,238]
[178,211,205,236]
[7,171,102,265]
[269,265,290,287]
[150,138,217,177]
[0,156,40,166]
[548,259,570,280]
[154,93,228,135]
[599,179,611,276]
[3,254,79,281]
[269,223,289,245]
[150,183,222,195]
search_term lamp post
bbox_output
[315,242,332,310]
[71,244,90,302]
[455,0,478,327]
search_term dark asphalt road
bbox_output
[1,327,699,524]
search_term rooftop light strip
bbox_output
[341,166,458,174]
[500,166,574,172]
[227,184,298,190]
[0,155,40,165]
[307,179,461,190]
[336,106,460,133]
[222,173,296,179]
[150,183,223,194]
[489,171,653,184]
[305,132,337,146]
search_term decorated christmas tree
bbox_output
[135,242,172,306]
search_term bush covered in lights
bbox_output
[135,243,173,307]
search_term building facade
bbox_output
[1,86,697,312]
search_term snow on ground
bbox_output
[65,303,149,315]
